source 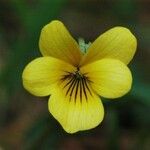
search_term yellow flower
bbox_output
[22,20,137,133]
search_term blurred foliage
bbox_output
[0,0,150,149]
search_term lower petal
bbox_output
[48,87,104,133]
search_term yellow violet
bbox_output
[22,20,137,133]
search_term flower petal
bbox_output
[80,58,132,99]
[80,27,137,66]
[22,57,76,97]
[39,20,82,66]
[48,84,104,133]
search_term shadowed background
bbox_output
[0,0,150,149]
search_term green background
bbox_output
[0,0,150,149]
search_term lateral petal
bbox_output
[22,57,75,96]
[80,58,132,99]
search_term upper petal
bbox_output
[22,57,76,96]
[48,85,104,133]
[39,20,82,66]
[80,58,132,99]
[80,27,137,66]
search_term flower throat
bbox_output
[61,67,92,102]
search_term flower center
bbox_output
[73,67,83,79]
[61,68,93,102]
